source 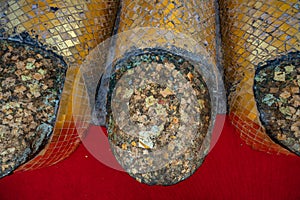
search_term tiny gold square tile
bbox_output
[220,0,298,155]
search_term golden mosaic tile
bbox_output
[0,0,120,174]
[116,0,218,64]
[220,0,299,155]
[100,0,227,186]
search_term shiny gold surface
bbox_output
[0,0,119,171]
[1,0,119,64]
[97,0,224,185]
[220,0,299,154]
[116,0,218,64]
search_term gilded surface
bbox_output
[219,0,299,154]
[116,0,217,63]
[0,0,119,64]
[0,0,119,172]
[101,0,222,185]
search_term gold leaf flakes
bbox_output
[170,135,176,139]
[274,71,285,82]
[173,117,179,124]
[131,141,137,147]
[121,143,127,150]
[27,58,36,63]
[277,134,287,141]
[285,65,294,73]
[145,95,156,108]
[138,140,151,149]
[291,87,299,93]
[16,61,25,69]
[280,91,291,99]
[29,84,41,98]
[21,75,31,81]
[14,85,27,93]
[33,73,43,80]
[187,72,193,81]
[269,88,279,93]
[160,87,174,97]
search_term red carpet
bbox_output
[0,117,299,200]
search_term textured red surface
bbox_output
[0,117,299,200]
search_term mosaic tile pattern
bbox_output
[0,0,119,64]
[91,0,225,185]
[0,40,68,177]
[117,0,218,64]
[107,50,211,185]
[0,0,119,173]
[219,0,299,155]
[94,0,225,125]
[254,52,299,155]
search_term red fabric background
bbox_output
[0,117,299,200]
